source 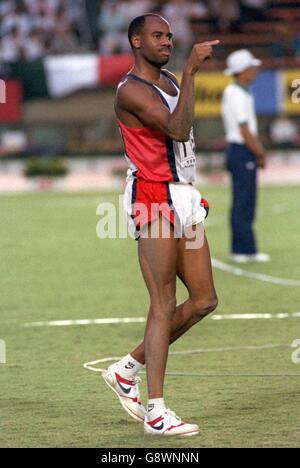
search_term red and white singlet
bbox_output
[118,71,196,184]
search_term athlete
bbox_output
[102,14,219,437]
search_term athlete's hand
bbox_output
[184,40,220,76]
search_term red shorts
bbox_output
[123,179,209,239]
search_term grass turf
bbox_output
[0,185,300,447]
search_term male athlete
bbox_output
[102,14,219,437]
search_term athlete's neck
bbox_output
[131,63,162,85]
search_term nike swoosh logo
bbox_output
[125,364,134,369]
[117,379,132,394]
[151,422,164,431]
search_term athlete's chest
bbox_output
[156,76,178,97]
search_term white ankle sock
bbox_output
[116,354,143,378]
[147,398,166,420]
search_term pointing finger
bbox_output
[200,40,220,46]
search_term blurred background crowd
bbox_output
[0,0,300,64]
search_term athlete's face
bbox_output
[133,18,174,67]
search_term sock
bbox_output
[116,354,143,378]
[147,398,166,420]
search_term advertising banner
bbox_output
[192,71,281,118]
[282,70,300,115]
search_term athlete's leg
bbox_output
[173,229,218,333]
[131,225,218,364]
[138,216,178,399]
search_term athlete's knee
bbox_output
[191,294,218,321]
[150,295,177,320]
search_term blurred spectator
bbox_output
[119,0,155,20]
[270,115,299,148]
[0,0,14,17]
[23,27,44,60]
[24,0,61,16]
[209,0,240,32]
[54,4,74,35]
[240,0,269,22]
[0,26,22,62]
[1,4,32,37]
[98,0,156,55]
[50,24,80,54]
[98,0,129,55]
[33,6,56,36]
[161,0,208,67]
[272,23,300,59]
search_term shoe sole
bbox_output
[180,430,200,437]
[102,372,144,423]
[144,427,200,437]
[230,258,251,264]
[145,430,200,437]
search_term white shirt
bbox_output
[23,37,44,60]
[0,35,21,62]
[222,82,258,144]
[1,13,32,37]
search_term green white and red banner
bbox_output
[10,54,134,100]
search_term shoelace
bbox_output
[164,409,182,426]
[131,375,141,399]
[132,376,141,385]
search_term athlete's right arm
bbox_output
[174,40,220,140]
[117,41,219,142]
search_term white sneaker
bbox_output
[102,364,146,423]
[230,253,270,264]
[230,254,252,264]
[144,408,199,437]
[250,252,270,263]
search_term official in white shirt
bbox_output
[222,49,270,263]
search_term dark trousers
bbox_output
[227,144,257,255]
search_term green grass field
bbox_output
[0,185,300,448]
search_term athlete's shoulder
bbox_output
[117,74,155,97]
[117,74,138,95]
[116,74,160,112]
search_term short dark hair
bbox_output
[128,14,164,48]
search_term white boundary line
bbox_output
[83,343,295,375]
[23,317,147,327]
[212,312,300,320]
[212,258,300,286]
[23,312,300,328]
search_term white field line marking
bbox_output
[212,312,300,320]
[83,343,292,374]
[23,312,300,328]
[23,317,147,327]
[212,258,300,286]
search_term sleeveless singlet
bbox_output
[118,70,196,184]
